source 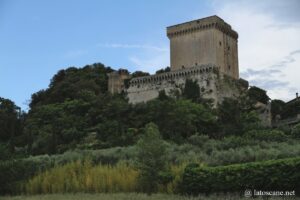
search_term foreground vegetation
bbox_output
[1,63,300,197]
[1,124,297,196]
[19,157,299,195]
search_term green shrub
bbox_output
[292,123,300,138]
[187,134,209,147]
[245,129,288,142]
[180,157,300,195]
[276,125,291,135]
[0,142,11,160]
[0,159,42,194]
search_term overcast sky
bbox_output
[0,0,299,110]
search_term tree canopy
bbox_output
[1,62,288,157]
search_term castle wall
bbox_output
[126,64,244,105]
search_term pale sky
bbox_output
[0,0,299,110]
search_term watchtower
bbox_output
[167,15,239,79]
[107,69,130,94]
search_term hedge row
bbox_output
[180,157,300,195]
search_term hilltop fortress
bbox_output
[108,16,248,106]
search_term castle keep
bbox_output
[108,16,248,105]
[167,16,239,79]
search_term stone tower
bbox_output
[107,69,130,94]
[167,15,239,79]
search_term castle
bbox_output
[108,16,248,106]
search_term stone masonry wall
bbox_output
[126,64,245,105]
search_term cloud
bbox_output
[269,49,300,69]
[240,68,282,79]
[250,79,289,91]
[98,43,168,52]
[129,50,169,74]
[210,0,300,101]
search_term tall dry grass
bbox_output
[23,160,190,195]
[23,160,138,194]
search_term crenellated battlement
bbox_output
[129,64,218,86]
[167,15,238,40]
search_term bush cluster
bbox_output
[168,134,300,165]
[180,157,300,195]
[2,131,299,195]
[0,159,42,194]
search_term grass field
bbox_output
[0,193,299,200]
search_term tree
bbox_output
[135,123,167,195]
[29,63,112,108]
[25,99,89,154]
[281,101,300,119]
[130,99,217,142]
[155,66,170,74]
[182,79,200,102]
[271,99,285,120]
[247,86,270,104]
[131,71,150,78]
[217,97,262,137]
[25,63,124,154]
[0,97,23,152]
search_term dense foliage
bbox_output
[217,97,261,137]
[271,98,300,120]
[281,100,300,119]
[19,63,221,154]
[181,157,300,195]
[271,99,285,120]
[247,86,270,104]
[0,97,25,159]
[182,79,200,102]
[2,62,295,156]
[0,159,41,194]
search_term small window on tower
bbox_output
[228,65,231,70]
[227,46,230,50]
[219,41,222,46]
[182,65,185,69]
